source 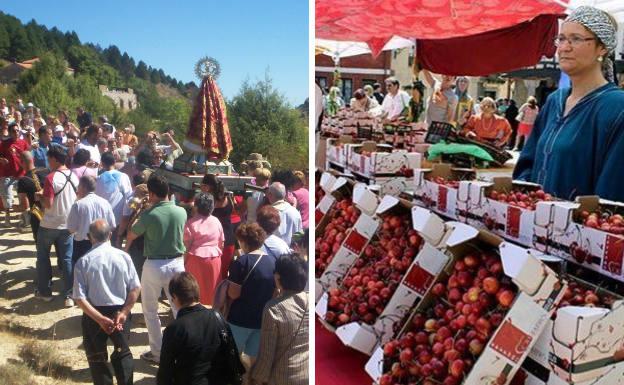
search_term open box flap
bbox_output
[552,201,581,232]
[444,221,480,248]
[375,195,399,215]
[413,168,431,188]
[411,206,446,246]
[352,183,378,216]
[553,306,610,345]
[320,172,337,194]
[500,241,553,295]
[534,201,558,228]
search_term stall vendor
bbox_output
[513,6,624,201]
[461,97,512,148]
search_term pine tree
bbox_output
[135,60,149,79]
[0,24,10,58]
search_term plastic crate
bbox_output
[425,121,455,144]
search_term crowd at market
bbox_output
[0,102,310,385]
[322,71,541,151]
[320,5,624,202]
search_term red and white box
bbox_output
[457,177,545,247]
[523,270,624,384]
[314,172,339,226]
[326,136,357,170]
[366,226,566,385]
[348,141,422,178]
[320,196,441,353]
[315,184,380,302]
[413,163,475,220]
[522,362,624,385]
[532,196,624,283]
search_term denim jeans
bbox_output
[82,305,133,385]
[36,227,74,297]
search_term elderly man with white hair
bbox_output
[266,182,302,246]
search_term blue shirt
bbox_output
[227,252,276,329]
[32,145,49,168]
[67,193,117,241]
[73,242,140,306]
[514,83,624,201]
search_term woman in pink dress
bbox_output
[183,192,224,305]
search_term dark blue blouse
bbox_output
[513,83,624,202]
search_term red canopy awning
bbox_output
[317,0,568,55]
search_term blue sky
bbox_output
[1,0,309,105]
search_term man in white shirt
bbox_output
[156,132,183,169]
[96,152,132,247]
[67,176,116,264]
[266,182,302,246]
[73,219,140,385]
[35,145,79,306]
[381,77,411,120]
[77,124,102,164]
[422,70,458,125]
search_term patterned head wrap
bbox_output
[565,6,617,81]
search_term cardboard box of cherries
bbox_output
[414,163,476,220]
[533,196,624,283]
[456,177,553,247]
[316,196,446,355]
[365,210,566,385]
[315,184,379,302]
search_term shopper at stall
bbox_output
[422,70,458,125]
[407,80,426,123]
[461,97,512,148]
[250,253,309,385]
[505,99,520,148]
[324,86,344,116]
[372,83,385,105]
[349,89,379,112]
[381,77,410,120]
[455,76,475,127]
[514,6,624,201]
[512,96,540,151]
[183,192,224,305]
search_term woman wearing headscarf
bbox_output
[513,6,624,201]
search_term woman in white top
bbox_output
[513,96,540,151]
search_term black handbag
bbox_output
[211,310,245,385]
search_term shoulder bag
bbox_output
[210,310,245,385]
[213,253,264,318]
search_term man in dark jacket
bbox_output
[504,99,519,149]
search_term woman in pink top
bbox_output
[183,192,224,305]
[514,96,540,151]
[291,171,309,229]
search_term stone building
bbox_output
[99,85,138,111]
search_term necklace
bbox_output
[481,115,495,133]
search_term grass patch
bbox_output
[18,340,73,379]
[0,362,36,385]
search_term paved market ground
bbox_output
[0,213,173,384]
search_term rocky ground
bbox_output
[0,213,173,384]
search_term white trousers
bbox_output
[141,257,185,357]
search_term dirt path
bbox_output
[0,216,170,384]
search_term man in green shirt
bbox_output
[127,174,186,364]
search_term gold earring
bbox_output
[598,56,604,62]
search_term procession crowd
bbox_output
[0,99,310,385]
